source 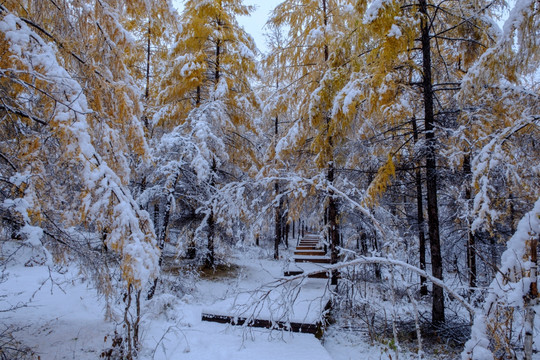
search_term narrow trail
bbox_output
[202,232,333,335]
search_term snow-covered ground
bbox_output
[0,243,427,359]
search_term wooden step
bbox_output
[201,313,320,335]
[284,270,304,276]
[294,250,326,256]
[296,246,319,251]
[308,271,340,279]
[294,256,331,264]
[308,272,329,279]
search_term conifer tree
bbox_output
[460,2,539,355]
[156,0,260,267]
[0,1,179,352]
[266,0,356,282]
[327,0,502,324]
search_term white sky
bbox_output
[172,0,283,54]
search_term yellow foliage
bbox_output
[0,0,164,290]
[363,154,396,208]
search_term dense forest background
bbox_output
[0,0,538,359]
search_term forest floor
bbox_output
[1,242,450,359]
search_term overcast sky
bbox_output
[172,0,283,54]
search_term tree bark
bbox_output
[143,20,151,129]
[464,154,477,290]
[419,0,445,325]
[285,222,289,249]
[524,237,538,360]
[207,209,215,267]
[145,20,151,101]
[215,40,220,82]
[274,112,283,260]
[412,117,428,296]
[274,182,282,260]
[328,162,339,285]
[321,0,339,285]
[148,172,179,300]
[206,158,217,268]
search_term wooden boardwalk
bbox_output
[287,233,333,278]
[202,233,333,336]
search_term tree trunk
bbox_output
[524,237,538,360]
[322,0,329,62]
[187,234,196,259]
[207,210,215,267]
[134,289,141,351]
[124,284,133,360]
[419,0,444,325]
[285,222,289,249]
[464,154,477,290]
[145,21,151,101]
[215,40,220,82]
[412,117,428,296]
[490,236,498,279]
[143,20,151,129]
[274,182,282,260]
[274,112,282,260]
[321,0,339,285]
[328,162,339,285]
[148,173,179,300]
[206,158,217,268]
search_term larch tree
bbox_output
[459,0,539,357]
[266,0,357,283]
[260,23,289,259]
[0,0,180,354]
[124,0,179,130]
[327,0,503,325]
[156,0,260,267]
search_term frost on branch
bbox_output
[463,197,540,359]
[0,11,159,288]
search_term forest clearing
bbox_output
[1,0,539,359]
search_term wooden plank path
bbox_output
[202,233,333,336]
[286,233,333,277]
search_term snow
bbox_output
[363,0,394,24]
[0,246,334,360]
[214,77,229,99]
[0,11,159,287]
[2,242,446,359]
[387,24,402,38]
[146,322,331,360]
[307,27,324,43]
[0,245,113,359]
[276,121,302,158]
[202,258,332,325]
[501,0,535,43]
[462,196,540,359]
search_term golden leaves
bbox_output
[363,153,395,208]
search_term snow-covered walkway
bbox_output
[0,244,334,359]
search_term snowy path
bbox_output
[145,317,333,360]
[144,254,334,359]
[0,245,334,359]
[201,233,333,334]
